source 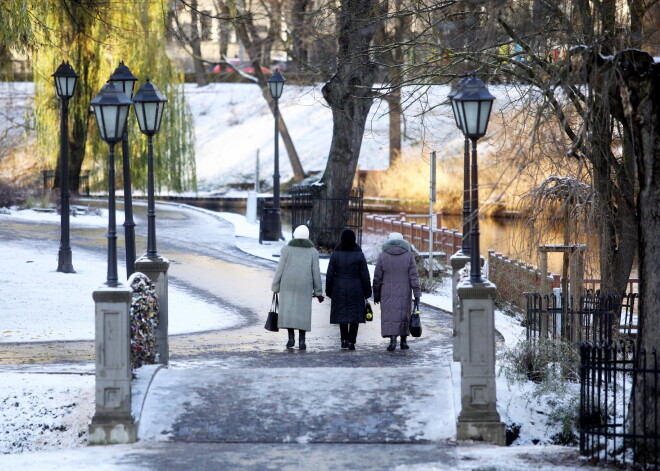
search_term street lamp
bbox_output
[52,61,78,273]
[109,62,138,278]
[448,76,470,256]
[450,72,495,283]
[132,78,167,259]
[261,69,286,242]
[90,82,133,287]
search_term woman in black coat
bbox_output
[325,229,372,350]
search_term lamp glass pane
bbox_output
[155,103,165,132]
[125,81,135,99]
[144,102,159,132]
[66,77,77,97]
[93,106,107,140]
[102,105,119,140]
[134,102,147,133]
[478,100,493,135]
[462,101,479,136]
[54,78,63,97]
[275,82,283,98]
[450,98,463,132]
[117,105,129,138]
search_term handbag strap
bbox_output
[413,299,419,312]
[271,293,279,312]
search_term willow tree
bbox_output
[30,0,195,194]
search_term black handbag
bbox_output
[365,300,373,321]
[265,293,279,332]
[410,299,422,337]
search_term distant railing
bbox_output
[365,212,638,313]
[364,213,460,256]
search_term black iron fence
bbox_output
[525,292,638,344]
[580,341,659,468]
[290,186,364,245]
[41,169,91,196]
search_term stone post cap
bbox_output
[92,285,132,302]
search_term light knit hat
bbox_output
[388,232,404,241]
[293,225,310,239]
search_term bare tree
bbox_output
[307,0,385,249]
[179,0,306,181]
[170,0,209,86]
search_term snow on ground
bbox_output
[0,206,116,227]
[0,372,94,454]
[0,242,240,343]
[161,82,518,191]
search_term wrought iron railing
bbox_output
[290,186,364,246]
[525,292,638,344]
[580,340,659,468]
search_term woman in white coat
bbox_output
[271,225,324,349]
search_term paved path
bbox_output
[0,203,609,470]
[138,367,455,444]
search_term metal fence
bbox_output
[42,169,91,196]
[525,292,638,344]
[580,341,659,468]
[289,186,364,245]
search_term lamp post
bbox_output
[52,61,78,273]
[90,82,133,287]
[132,78,168,259]
[109,62,138,278]
[261,69,285,242]
[448,76,470,255]
[451,72,495,283]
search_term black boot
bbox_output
[400,336,409,350]
[340,324,348,349]
[286,329,295,349]
[387,336,397,351]
[299,330,307,350]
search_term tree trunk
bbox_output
[190,1,208,87]
[374,0,409,167]
[230,5,305,181]
[216,0,230,61]
[387,90,402,165]
[310,0,381,249]
[585,52,638,299]
[289,0,312,72]
[601,49,659,459]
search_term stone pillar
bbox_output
[451,251,470,362]
[88,285,136,445]
[135,255,170,365]
[456,279,506,445]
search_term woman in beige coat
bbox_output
[272,225,324,350]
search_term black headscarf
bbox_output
[334,229,361,252]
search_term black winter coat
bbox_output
[326,246,372,324]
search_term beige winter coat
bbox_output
[271,238,323,331]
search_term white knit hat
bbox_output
[388,232,404,240]
[293,225,310,239]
